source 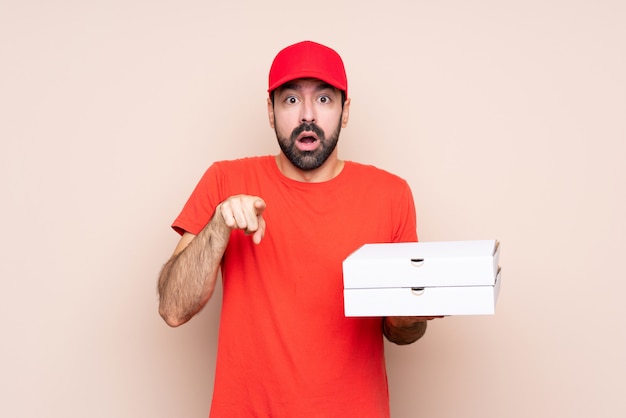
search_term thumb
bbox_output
[254,198,266,215]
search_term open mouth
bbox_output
[298,136,317,144]
[296,134,320,151]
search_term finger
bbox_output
[252,229,263,244]
[219,201,237,228]
[418,316,444,321]
[230,197,251,230]
[252,215,266,244]
[243,198,267,233]
[253,198,266,215]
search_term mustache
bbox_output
[291,122,325,141]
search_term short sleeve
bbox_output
[392,180,418,243]
[172,163,225,235]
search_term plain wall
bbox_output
[1,1,625,417]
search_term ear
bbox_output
[267,97,275,129]
[341,98,351,128]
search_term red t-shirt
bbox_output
[173,156,417,417]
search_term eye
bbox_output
[284,95,299,104]
[318,95,331,104]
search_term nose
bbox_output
[300,98,316,123]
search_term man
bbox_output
[158,40,439,417]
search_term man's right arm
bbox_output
[157,195,266,327]
[157,213,230,327]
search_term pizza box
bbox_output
[342,240,501,316]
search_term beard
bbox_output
[274,119,342,171]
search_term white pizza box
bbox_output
[342,240,501,316]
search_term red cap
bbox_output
[268,41,348,98]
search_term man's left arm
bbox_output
[384,181,443,344]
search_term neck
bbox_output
[275,152,344,183]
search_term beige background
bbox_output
[1,1,625,417]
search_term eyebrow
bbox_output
[277,81,337,94]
